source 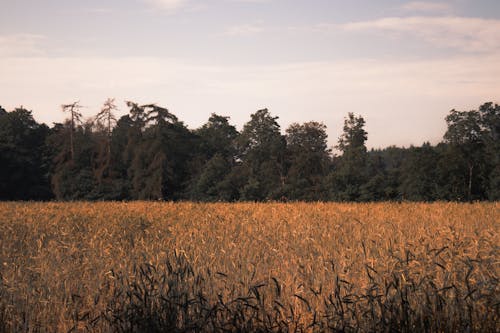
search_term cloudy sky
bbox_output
[1,0,499,148]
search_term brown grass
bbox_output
[0,202,498,332]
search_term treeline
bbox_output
[0,100,498,201]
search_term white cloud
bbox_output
[143,0,187,11]
[0,34,46,57]
[342,16,500,52]
[401,1,452,14]
[224,24,265,36]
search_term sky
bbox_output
[1,0,499,149]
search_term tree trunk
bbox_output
[70,111,75,161]
[468,163,473,202]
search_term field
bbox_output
[0,202,498,332]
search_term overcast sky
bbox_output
[1,0,499,148]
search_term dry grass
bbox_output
[0,202,498,332]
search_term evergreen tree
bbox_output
[0,99,497,202]
[126,103,197,200]
[328,113,368,201]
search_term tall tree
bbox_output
[237,109,286,201]
[328,113,368,201]
[126,103,197,200]
[61,101,83,161]
[122,101,146,198]
[478,102,500,200]
[47,118,98,200]
[443,108,488,201]
[284,121,331,200]
[337,113,368,154]
[144,104,178,127]
[188,114,239,201]
[196,113,238,159]
[126,101,147,129]
[0,107,51,200]
[95,99,117,159]
[93,99,118,184]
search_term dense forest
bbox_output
[0,100,498,202]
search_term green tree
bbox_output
[126,103,197,200]
[187,114,239,201]
[478,102,500,200]
[368,146,406,200]
[0,107,51,200]
[122,102,147,198]
[196,113,238,159]
[47,119,98,200]
[188,153,234,201]
[357,146,409,201]
[442,106,492,201]
[398,143,439,201]
[88,99,133,199]
[328,113,368,201]
[237,109,286,201]
[284,121,331,200]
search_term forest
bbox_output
[0,100,498,202]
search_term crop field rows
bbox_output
[0,202,498,332]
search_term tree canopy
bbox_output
[0,101,498,202]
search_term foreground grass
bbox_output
[0,202,498,332]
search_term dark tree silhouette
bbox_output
[0,101,498,202]
[61,101,83,161]
[237,109,286,201]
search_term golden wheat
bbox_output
[0,202,498,332]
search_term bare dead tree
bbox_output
[95,98,118,163]
[61,101,83,161]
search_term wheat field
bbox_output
[0,202,498,332]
